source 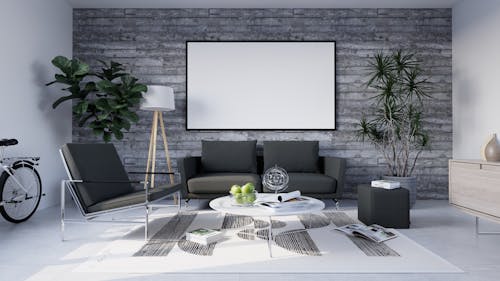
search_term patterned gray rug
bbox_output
[74,210,462,274]
[134,211,398,257]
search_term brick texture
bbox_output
[73,8,452,199]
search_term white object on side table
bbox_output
[371,180,401,189]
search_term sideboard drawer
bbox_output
[453,162,481,170]
[480,164,500,173]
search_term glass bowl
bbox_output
[230,190,258,206]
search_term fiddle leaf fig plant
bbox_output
[358,50,431,177]
[46,56,147,142]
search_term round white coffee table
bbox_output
[209,195,325,257]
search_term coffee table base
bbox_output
[209,195,325,258]
[267,216,273,257]
[266,213,314,258]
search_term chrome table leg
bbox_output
[60,181,66,241]
[334,199,340,210]
[145,205,150,241]
[267,216,273,258]
[476,217,500,235]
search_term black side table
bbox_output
[357,184,410,229]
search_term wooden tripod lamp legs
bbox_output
[158,112,175,185]
[145,111,177,202]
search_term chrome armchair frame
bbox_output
[59,149,181,242]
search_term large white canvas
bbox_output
[187,42,336,130]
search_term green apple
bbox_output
[230,185,242,195]
[244,192,257,204]
[234,193,245,204]
[241,182,255,194]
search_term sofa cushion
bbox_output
[263,173,336,194]
[187,173,262,194]
[263,141,319,172]
[202,140,257,173]
[61,143,134,210]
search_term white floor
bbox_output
[1,200,499,281]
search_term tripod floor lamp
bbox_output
[141,85,176,195]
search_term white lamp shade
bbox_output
[141,85,175,111]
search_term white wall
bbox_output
[453,0,500,159]
[0,0,72,209]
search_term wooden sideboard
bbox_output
[449,159,500,222]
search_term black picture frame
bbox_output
[185,40,337,131]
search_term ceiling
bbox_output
[68,0,461,9]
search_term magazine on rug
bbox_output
[334,224,397,243]
[186,228,222,245]
[254,191,310,208]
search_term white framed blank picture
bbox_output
[186,41,336,130]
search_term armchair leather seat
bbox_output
[87,184,181,213]
[61,143,135,209]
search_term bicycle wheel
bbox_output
[0,163,42,223]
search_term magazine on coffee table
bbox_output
[334,224,397,243]
[255,191,310,209]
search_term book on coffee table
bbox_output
[186,228,222,245]
[255,191,310,209]
[255,190,301,204]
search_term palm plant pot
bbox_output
[382,176,416,208]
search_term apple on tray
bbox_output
[229,182,257,205]
[241,182,255,194]
[241,182,256,204]
[234,193,245,204]
[244,191,257,204]
[230,184,241,195]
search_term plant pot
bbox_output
[382,176,417,208]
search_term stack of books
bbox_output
[371,180,400,189]
[186,228,223,245]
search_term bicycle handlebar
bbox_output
[0,139,18,147]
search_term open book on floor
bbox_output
[334,224,397,243]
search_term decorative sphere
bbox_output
[262,165,289,193]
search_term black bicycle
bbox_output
[0,139,43,223]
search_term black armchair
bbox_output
[59,143,182,241]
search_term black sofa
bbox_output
[178,140,345,201]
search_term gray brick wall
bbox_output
[73,8,452,199]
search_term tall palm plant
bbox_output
[358,50,431,177]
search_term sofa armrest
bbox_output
[177,157,200,196]
[323,157,346,199]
